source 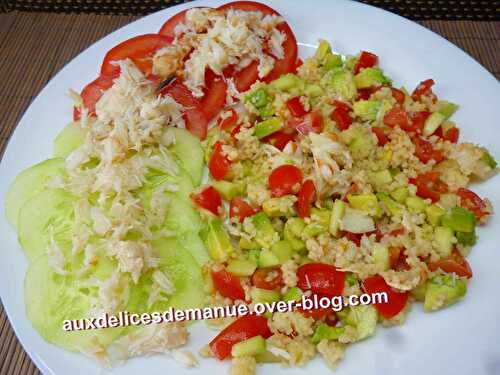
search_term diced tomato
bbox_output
[341,231,363,246]
[409,111,430,134]
[389,247,410,271]
[263,130,295,151]
[443,127,460,143]
[383,106,411,130]
[390,87,406,104]
[191,186,222,215]
[201,70,227,120]
[297,263,346,298]
[428,249,473,278]
[457,188,488,220]
[209,315,272,360]
[363,275,409,319]
[288,111,323,135]
[297,180,316,218]
[268,164,303,197]
[229,197,256,223]
[298,307,332,320]
[412,135,444,164]
[354,51,378,75]
[251,267,283,290]
[218,108,238,130]
[371,127,388,146]
[101,34,173,77]
[331,100,352,130]
[212,269,246,301]
[409,171,447,203]
[411,79,436,102]
[286,97,308,117]
[208,141,231,181]
[73,74,116,120]
[357,88,373,100]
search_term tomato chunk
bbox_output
[73,74,116,120]
[191,186,222,215]
[229,197,256,223]
[286,97,308,117]
[209,141,231,181]
[209,315,272,360]
[363,275,409,319]
[457,188,488,220]
[297,180,316,218]
[263,130,295,151]
[390,87,406,104]
[268,165,303,197]
[218,108,238,130]
[251,267,283,290]
[411,79,436,102]
[212,269,246,301]
[331,100,353,130]
[101,34,173,77]
[371,126,388,146]
[384,106,411,130]
[412,135,444,164]
[289,111,323,135]
[409,171,447,203]
[297,263,345,297]
[354,51,378,75]
[428,249,473,278]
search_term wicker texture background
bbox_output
[0,3,499,375]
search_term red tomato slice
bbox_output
[372,127,388,146]
[297,180,316,218]
[412,135,444,164]
[428,249,473,278]
[229,197,256,223]
[263,130,295,151]
[208,141,231,181]
[183,109,209,140]
[384,106,411,130]
[286,97,308,117]
[411,79,436,102]
[218,108,238,130]
[158,8,199,39]
[251,267,283,290]
[363,275,409,319]
[263,22,298,82]
[409,171,447,203]
[191,186,222,215]
[212,269,246,301]
[297,263,345,298]
[101,34,173,77]
[268,164,303,197]
[73,74,116,120]
[209,315,272,360]
[232,61,260,93]
[201,70,227,120]
[354,51,378,75]
[457,188,487,220]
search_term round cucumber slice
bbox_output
[166,127,204,186]
[18,188,74,262]
[53,122,88,159]
[5,158,66,229]
[24,255,122,353]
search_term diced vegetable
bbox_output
[254,117,283,139]
[442,207,476,233]
[227,259,258,277]
[434,226,454,257]
[352,100,381,121]
[297,263,345,297]
[251,287,281,303]
[425,204,446,226]
[341,207,375,234]
[329,199,346,236]
[423,112,446,136]
[354,67,390,89]
[424,275,467,312]
[311,323,344,344]
[200,219,234,261]
[211,269,245,300]
[231,335,267,358]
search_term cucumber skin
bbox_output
[5,158,66,229]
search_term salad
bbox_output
[4,1,497,374]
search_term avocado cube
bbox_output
[311,323,344,344]
[390,187,409,203]
[227,259,258,277]
[199,219,234,261]
[254,117,283,139]
[352,99,382,121]
[354,67,391,89]
[347,193,382,217]
[231,335,267,357]
[425,204,446,226]
[330,68,357,101]
[212,180,244,200]
[442,207,476,233]
[424,275,467,312]
[434,226,454,257]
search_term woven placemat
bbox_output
[1,0,499,20]
[0,9,499,375]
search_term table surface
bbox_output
[0,10,499,375]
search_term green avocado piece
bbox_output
[352,99,382,121]
[424,275,467,312]
[199,219,234,261]
[354,67,391,89]
[442,207,476,233]
[330,68,357,101]
[311,323,344,344]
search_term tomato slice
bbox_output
[212,269,246,301]
[372,127,388,146]
[409,171,447,203]
[232,61,260,93]
[263,22,298,82]
[229,197,256,223]
[288,111,323,135]
[354,51,378,75]
[209,315,272,360]
[263,130,295,151]
[428,249,473,278]
[411,79,436,102]
[297,180,316,218]
[101,34,173,77]
[268,164,303,197]
[457,188,487,220]
[384,106,411,130]
[331,100,353,131]
[208,141,231,181]
[363,275,409,319]
[201,70,227,120]
[297,263,345,298]
[218,108,238,130]
[73,74,116,120]
[412,135,444,164]
[251,267,283,290]
[159,8,194,39]
[191,186,222,215]
[286,97,308,117]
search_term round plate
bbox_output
[0,1,499,374]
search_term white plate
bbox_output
[1,1,499,374]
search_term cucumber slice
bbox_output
[53,122,88,158]
[24,255,122,352]
[18,188,74,261]
[177,230,209,267]
[5,158,66,229]
[165,127,204,186]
